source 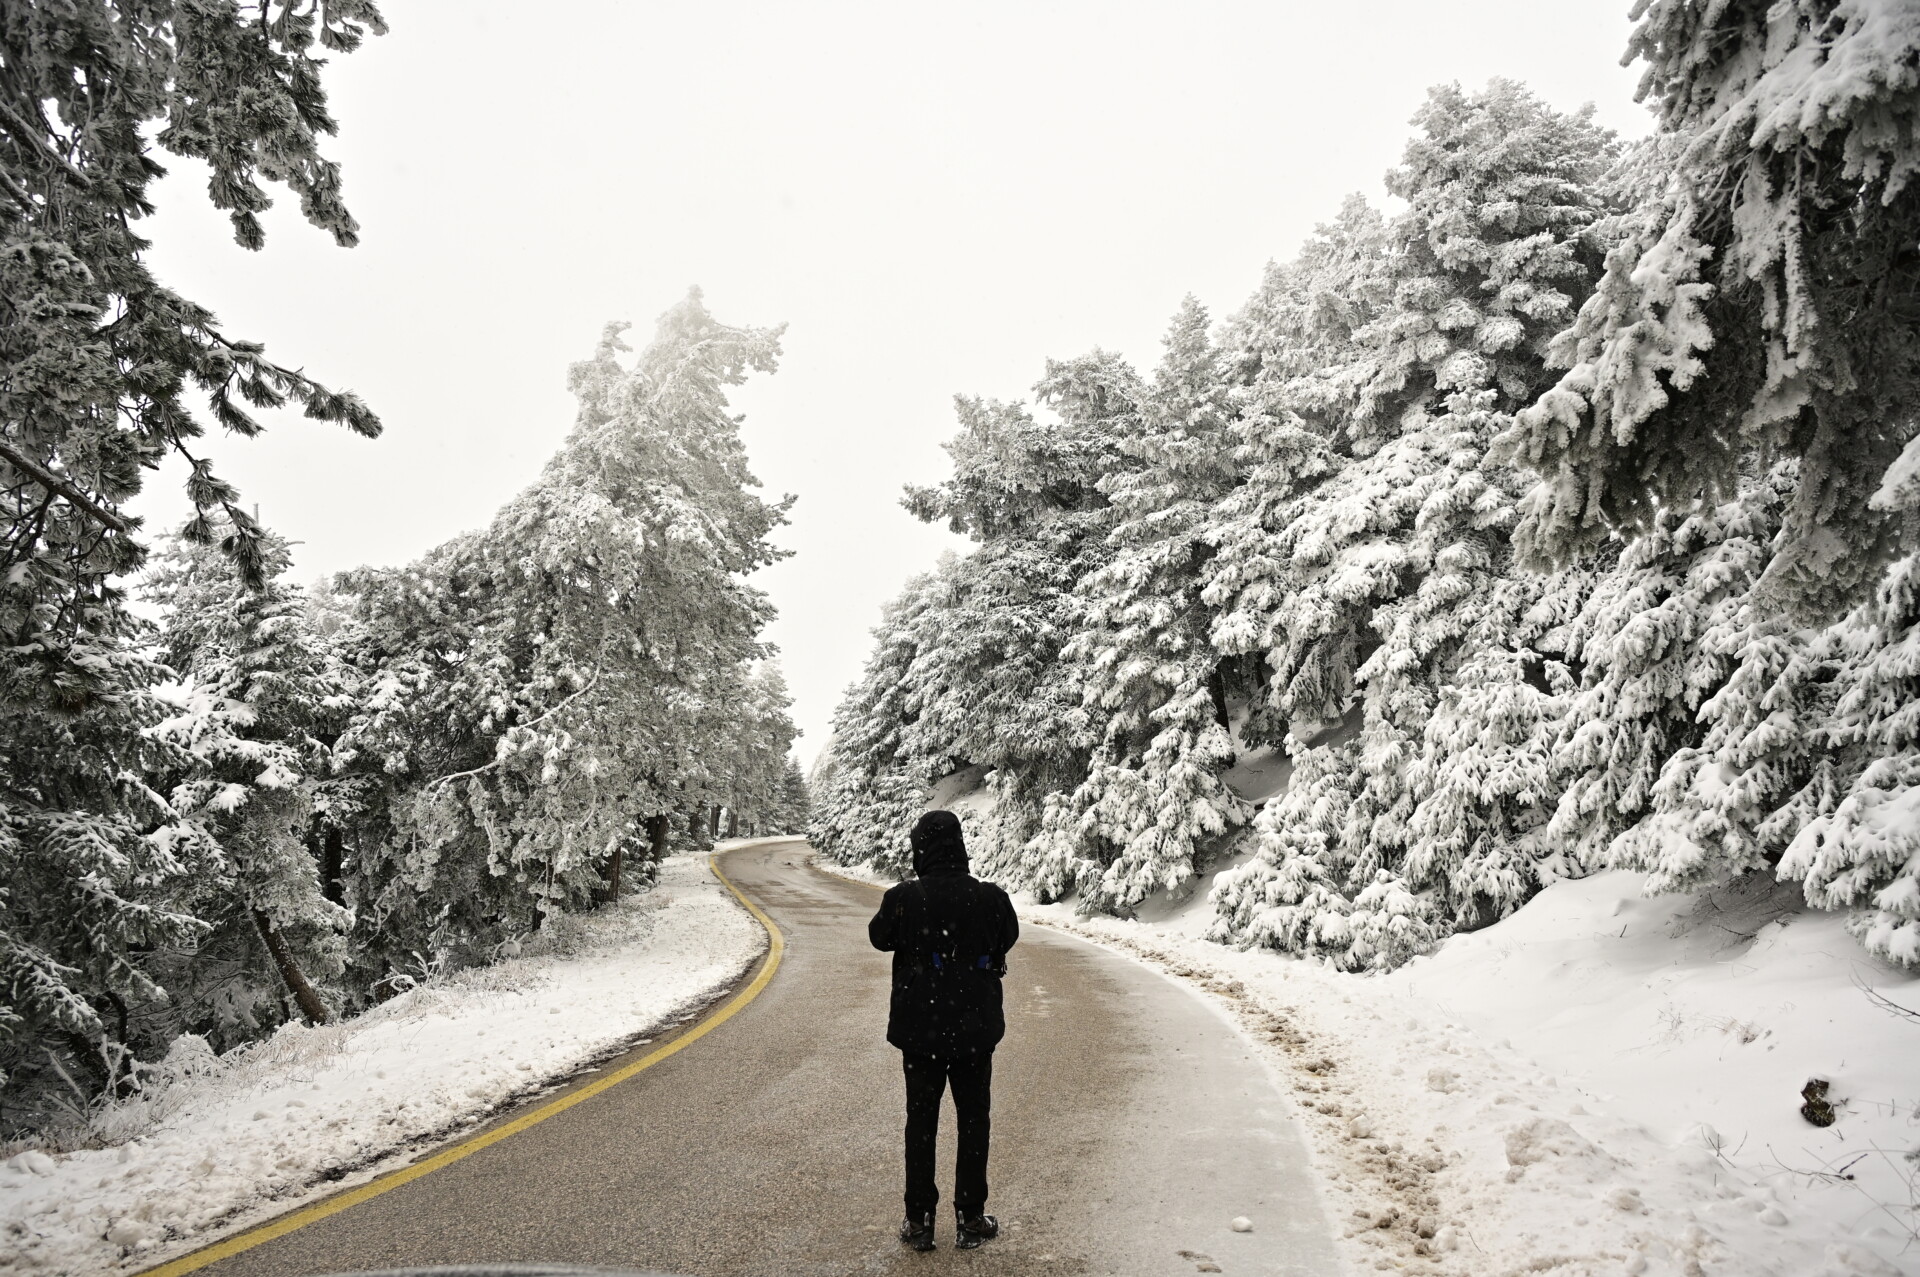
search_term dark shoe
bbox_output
[900,1213,936,1252]
[955,1211,999,1250]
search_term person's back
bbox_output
[868,810,1018,1252]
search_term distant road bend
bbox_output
[170,839,1340,1277]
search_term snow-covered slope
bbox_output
[830,790,1919,1276]
[0,852,767,1277]
[1045,872,1917,1277]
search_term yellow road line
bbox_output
[139,851,785,1277]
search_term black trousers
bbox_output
[901,1050,993,1218]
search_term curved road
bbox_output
[187,840,1340,1277]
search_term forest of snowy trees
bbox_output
[813,2,1920,975]
[0,4,802,1132]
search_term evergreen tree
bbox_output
[1202,195,1390,729]
[771,756,811,835]
[333,295,791,977]
[1208,82,1617,961]
[1543,468,1793,872]
[1620,614,1835,895]
[821,62,1920,977]
[1403,642,1572,929]
[1781,551,1920,965]
[897,364,1135,892]
[714,663,799,842]
[1035,300,1249,913]
[809,567,951,878]
[1501,0,1920,618]
[2,1,381,1115]
[0,603,203,1116]
[145,530,353,1036]
[1,1,384,615]
[1210,737,1360,962]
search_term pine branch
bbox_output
[424,673,602,792]
[0,95,93,190]
[0,439,134,533]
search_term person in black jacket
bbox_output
[868,810,1019,1252]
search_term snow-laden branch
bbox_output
[423,671,602,792]
[0,439,134,533]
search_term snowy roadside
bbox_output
[0,851,768,1277]
[818,853,1918,1277]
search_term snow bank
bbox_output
[0,853,766,1276]
[1032,867,1920,1277]
[823,844,1918,1275]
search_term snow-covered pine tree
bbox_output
[809,567,953,878]
[1501,0,1920,618]
[144,531,354,1038]
[1204,199,1389,963]
[1543,467,1794,872]
[813,350,1144,891]
[771,756,812,836]
[1780,544,1920,966]
[1,0,382,1118]
[1615,607,1836,897]
[1203,195,1386,727]
[896,367,1136,892]
[1209,82,1618,960]
[0,1,384,615]
[716,664,800,842]
[0,604,205,1120]
[1209,737,1360,962]
[1402,638,1573,937]
[332,295,792,978]
[1674,461,1920,969]
[1032,300,1250,914]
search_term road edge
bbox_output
[133,847,787,1277]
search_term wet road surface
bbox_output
[187,839,1341,1277]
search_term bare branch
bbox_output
[1855,974,1920,1025]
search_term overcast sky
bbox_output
[130,0,1652,765]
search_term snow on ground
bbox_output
[822,845,1918,1276]
[0,851,767,1277]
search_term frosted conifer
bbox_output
[334,295,792,973]
[2,0,382,1109]
[1208,83,1616,960]
[1038,301,1249,913]
[1545,469,1793,871]
[1502,0,1920,616]
[145,531,353,1034]
[1210,738,1359,962]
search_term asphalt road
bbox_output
[190,840,1340,1277]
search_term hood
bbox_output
[910,809,969,876]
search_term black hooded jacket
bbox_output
[868,812,1019,1058]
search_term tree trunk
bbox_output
[709,804,722,837]
[319,827,345,906]
[647,813,671,863]
[1208,664,1237,767]
[103,987,130,1045]
[727,806,740,838]
[601,841,624,906]
[252,909,331,1025]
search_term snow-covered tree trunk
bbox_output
[252,911,331,1026]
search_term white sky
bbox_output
[130,0,1652,765]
